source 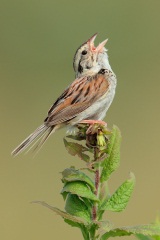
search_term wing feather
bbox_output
[45,74,109,126]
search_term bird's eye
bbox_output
[82,50,87,55]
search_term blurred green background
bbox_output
[0,0,160,239]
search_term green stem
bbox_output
[90,147,100,240]
[92,166,100,220]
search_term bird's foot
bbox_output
[80,119,107,126]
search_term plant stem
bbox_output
[92,147,100,221]
[95,169,100,196]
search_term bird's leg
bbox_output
[80,120,107,135]
[80,119,107,126]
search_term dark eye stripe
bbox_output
[78,63,83,73]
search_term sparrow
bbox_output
[12,34,117,156]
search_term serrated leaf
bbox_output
[61,181,99,202]
[62,168,95,191]
[122,224,160,236]
[63,138,90,162]
[32,201,87,225]
[100,173,135,212]
[101,224,160,240]
[100,125,121,182]
[65,194,91,223]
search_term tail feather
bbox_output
[11,124,53,156]
[25,126,52,154]
[32,127,54,155]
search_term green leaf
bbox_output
[80,197,93,212]
[64,219,81,228]
[100,173,135,212]
[65,194,91,223]
[80,224,90,240]
[136,234,152,240]
[100,224,160,240]
[101,224,160,240]
[63,138,90,162]
[61,181,99,202]
[32,201,87,225]
[97,220,114,235]
[65,217,91,240]
[100,125,121,182]
[100,228,132,239]
[62,168,95,191]
[123,224,160,236]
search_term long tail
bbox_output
[11,124,55,156]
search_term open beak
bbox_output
[96,39,108,52]
[87,33,97,51]
[87,33,108,52]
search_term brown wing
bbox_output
[45,74,109,126]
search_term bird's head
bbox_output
[73,33,110,77]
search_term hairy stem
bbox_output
[95,169,100,195]
[92,147,100,221]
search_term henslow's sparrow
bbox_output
[12,34,117,156]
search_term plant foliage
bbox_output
[34,123,160,240]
